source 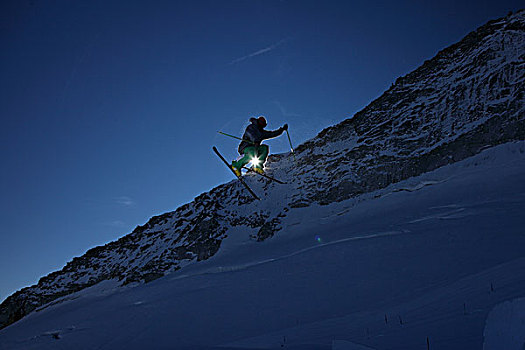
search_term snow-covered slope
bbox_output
[1,9,524,339]
[0,141,524,349]
[483,297,525,349]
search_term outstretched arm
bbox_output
[261,124,288,140]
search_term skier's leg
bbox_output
[232,146,257,170]
[255,144,269,169]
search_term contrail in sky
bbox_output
[229,38,288,65]
[114,196,135,206]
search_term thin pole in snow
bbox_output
[286,129,296,162]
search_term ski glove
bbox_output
[282,124,288,131]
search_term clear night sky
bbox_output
[1,0,522,302]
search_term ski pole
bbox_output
[217,131,255,144]
[286,129,296,162]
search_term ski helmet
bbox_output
[257,116,267,128]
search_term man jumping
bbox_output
[231,116,288,176]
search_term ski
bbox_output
[213,146,260,200]
[241,166,287,184]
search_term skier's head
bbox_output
[257,116,267,128]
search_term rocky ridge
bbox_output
[1,10,523,330]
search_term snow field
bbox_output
[0,141,524,349]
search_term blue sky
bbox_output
[0,0,522,302]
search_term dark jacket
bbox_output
[238,118,284,154]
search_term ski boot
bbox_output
[253,167,264,175]
[231,163,242,177]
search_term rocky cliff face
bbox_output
[1,10,524,330]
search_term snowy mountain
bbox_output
[1,140,524,350]
[1,10,524,348]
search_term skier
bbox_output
[231,116,288,176]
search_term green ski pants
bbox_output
[232,145,269,170]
